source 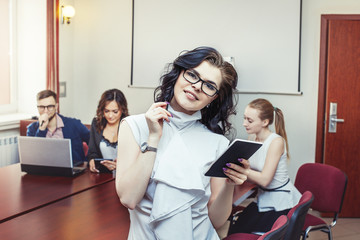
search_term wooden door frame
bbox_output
[315,14,360,163]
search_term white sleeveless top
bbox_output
[249,133,301,212]
[123,106,229,240]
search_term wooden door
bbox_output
[316,15,360,217]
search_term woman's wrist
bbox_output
[147,135,161,147]
[224,182,235,191]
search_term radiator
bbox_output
[0,135,20,167]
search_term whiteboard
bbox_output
[131,0,302,94]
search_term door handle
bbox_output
[330,117,344,123]
[328,102,345,133]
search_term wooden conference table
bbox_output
[0,163,130,239]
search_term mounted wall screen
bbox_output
[131,0,302,94]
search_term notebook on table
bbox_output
[18,136,86,177]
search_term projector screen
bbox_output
[131,0,302,94]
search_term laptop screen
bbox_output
[18,136,73,168]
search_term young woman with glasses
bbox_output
[115,46,247,239]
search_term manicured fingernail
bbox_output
[226,163,231,167]
[165,101,170,105]
[223,167,227,172]
[238,158,243,162]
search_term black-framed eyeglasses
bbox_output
[183,70,219,97]
[37,105,56,111]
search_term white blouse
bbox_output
[123,106,229,240]
[249,133,301,212]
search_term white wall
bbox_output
[17,0,46,116]
[58,0,360,180]
[59,0,75,114]
[59,0,138,122]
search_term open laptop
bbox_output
[18,136,86,177]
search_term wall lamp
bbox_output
[61,5,76,24]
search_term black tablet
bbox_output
[94,158,113,173]
[205,139,262,178]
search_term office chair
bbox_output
[83,123,91,156]
[224,215,289,240]
[283,191,314,240]
[20,119,36,136]
[82,142,89,156]
[294,163,348,240]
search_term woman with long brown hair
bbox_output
[87,89,129,173]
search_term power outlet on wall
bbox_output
[59,82,66,98]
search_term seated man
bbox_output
[27,90,90,166]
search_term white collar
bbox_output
[167,105,201,130]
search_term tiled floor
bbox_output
[306,217,360,240]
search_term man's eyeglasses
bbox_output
[37,105,56,111]
[183,70,219,97]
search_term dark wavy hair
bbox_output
[95,89,129,132]
[154,46,238,135]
